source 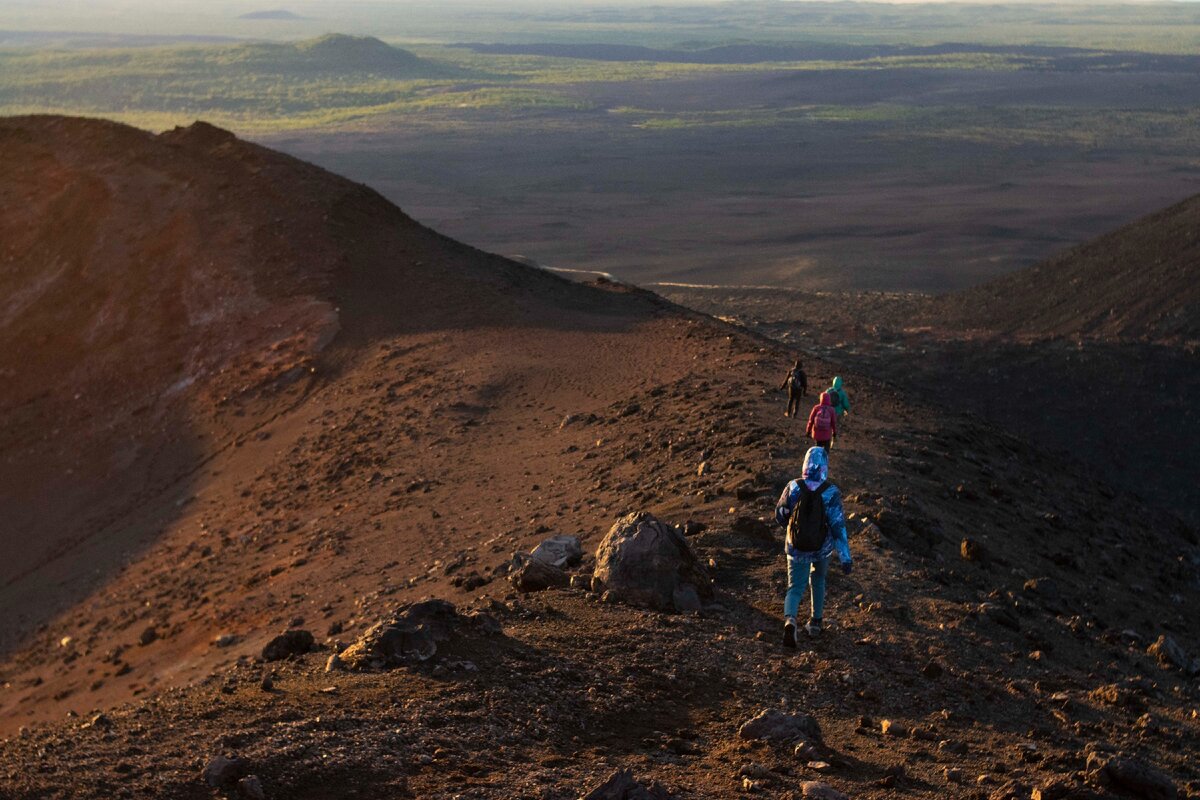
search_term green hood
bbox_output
[832,376,843,390]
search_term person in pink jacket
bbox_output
[805,391,837,452]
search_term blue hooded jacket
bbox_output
[774,446,851,565]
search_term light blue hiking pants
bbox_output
[785,556,829,621]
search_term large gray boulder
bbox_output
[592,512,712,613]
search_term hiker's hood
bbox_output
[831,376,843,391]
[802,446,829,487]
[819,392,833,406]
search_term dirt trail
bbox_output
[0,117,1196,800]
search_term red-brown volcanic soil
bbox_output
[0,116,1197,800]
[941,193,1200,345]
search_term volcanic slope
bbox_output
[940,191,1200,344]
[0,116,1198,800]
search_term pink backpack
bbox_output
[812,405,834,439]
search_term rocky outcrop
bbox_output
[337,600,501,670]
[592,512,712,612]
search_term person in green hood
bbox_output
[827,376,851,419]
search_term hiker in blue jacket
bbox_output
[774,446,851,647]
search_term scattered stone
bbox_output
[881,719,908,737]
[979,602,1020,631]
[260,673,274,692]
[960,537,986,562]
[737,763,773,781]
[738,709,822,745]
[214,634,238,648]
[1147,635,1188,670]
[261,630,314,662]
[1088,752,1177,800]
[84,713,111,729]
[989,779,1033,800]
[529,535,583,568]
[581,768,673,800]
[1031,779,1073,800]
[203,755,249,788]
[800,781,847,800]
[794,741,820,760]
[922,660,944,679]
[509,553,569,593]
[939,739,969,755]
[325,653,344,672]
[237,774,266,800]
[945,767,966,784]
[137,626,158,646]
[592,512,713,613]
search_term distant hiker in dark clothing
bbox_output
[805,391,837,451]
[775,446,851,647]
[780,359,808,418]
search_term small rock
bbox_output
[581,768,673,799]
[800,781,847,800]
[260,673,274,692]
[880,719,908,737]
[261,629,314,662]
[84,713,111,729]
[529,535,583,568]
[509,554,569,592]
[960,537,986,562]
[738,709,822,745]
[1147,635,1188,670]
[1090,753,1177,800]
[203,755,249,788]
[1031,779,1073,800]
[922,660,944,679]
[214,634,238,648]
[737,763,772,780]
[137,626,158,646]
[939,739,969,755]
[325,653,344,672]
[945,767,966,784]
[794,741,820,760]
[237,774,266,800]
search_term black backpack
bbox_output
[787,481,830,552]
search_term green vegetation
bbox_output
[4,17,1200,159]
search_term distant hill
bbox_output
[239,9,304,20]
[226,34,447,76]
[943,193,1200,343]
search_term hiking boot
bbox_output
[804,618,824,638]
[783,620,797,649]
